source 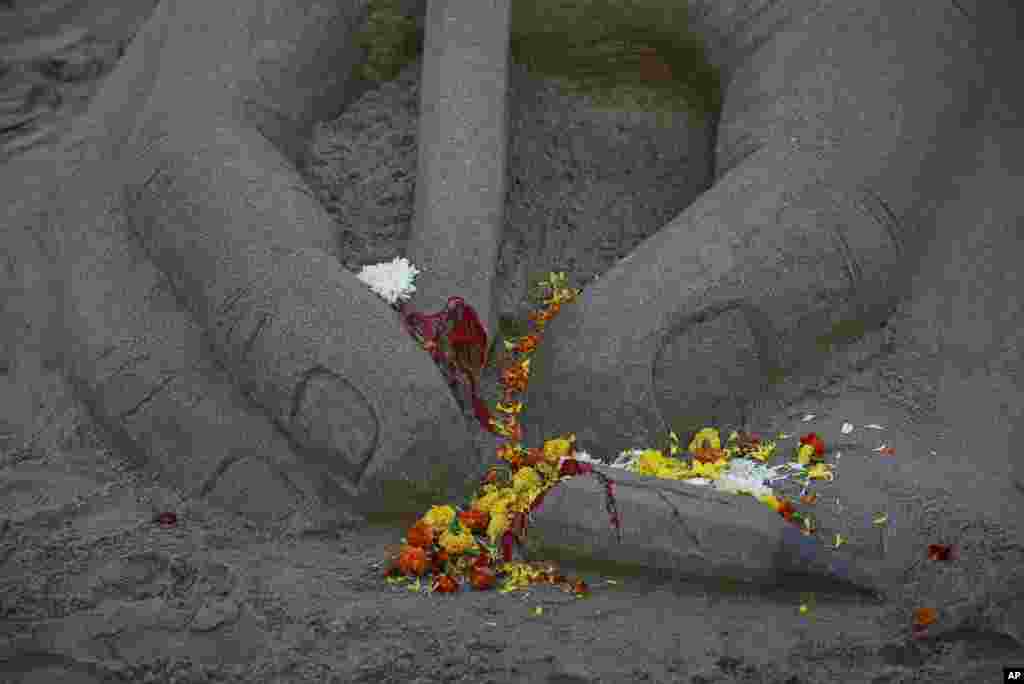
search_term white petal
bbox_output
[841,422,854,434]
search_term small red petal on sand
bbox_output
[155,512,178,527]
[800,433,826,456]
[910,624,930,640]
[927,544,958,561]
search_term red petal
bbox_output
[501,531,515,562]
[155,512,178,527]
[927,544,958,561]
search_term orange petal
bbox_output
[913,607,937,627]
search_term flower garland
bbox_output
[357,260,844,595]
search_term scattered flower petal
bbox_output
[864,424,886,430]
[841,422,854,434]
[799,433,826,458]
[806,463,834,481]
[913,607,937,627]
[928,544,958,562]
[801,414,816,422]
[155,512,178,527]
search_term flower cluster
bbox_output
[355,256,420,305]
[358,262,836,595]
[376,270,614,595]
[357,259,960,641]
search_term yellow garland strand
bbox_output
[387,271,830,597]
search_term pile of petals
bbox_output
[602,427,833,531]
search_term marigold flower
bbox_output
[457,508,490,534]
[439,527,478,555]
[632,449,693,480]
[507,485,534,514]
[522,447,548,467]
[533,460,559,482]
[913,607,937,627]
[500,360,530,392]
[423,504,457,532]
[405,519,435,548]
[693,444,726,464]
[543,434,576,461]
[635,449,667,471]
[432,574,460,593]
[508,335,539,354]
[778,498,797,521]
[487,501,511,543]
[397,545,430,576]
[688,428,722,454]
[497,442,525,462]
[470,564,497,590]
[805,463,834,481]
[473,489,508,515]
[798,433,826,464]
[513,466,543,493]
[430,548,449,574]
[495,400,523,414]
[689,458,729,480]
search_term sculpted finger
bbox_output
[46,0,487,522]
[520,1,986,460]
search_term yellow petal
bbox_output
[797,444,816,465]
[423,504,457,530]
[543,434,576,460]
[668,430,681,456]
[496,401,523,414]
[806,463,834,481]
[688,428,722,454]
